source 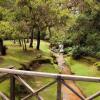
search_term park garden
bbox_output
[0,0,100,100]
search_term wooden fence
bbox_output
[0,68,100,100]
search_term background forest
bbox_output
[0,0,100,59]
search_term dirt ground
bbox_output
[55,53,85,100]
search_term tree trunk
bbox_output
[0,38,3,55]
[0,38,6,55]
[48,27,52,38]
[36,30,40,50]
[29,29,34,48]
[23,38,27,51]
[27,33,29,43]
[18,39,22,46]
[27,38,29,43]
[22,39,24,51]
[13,39,16,44]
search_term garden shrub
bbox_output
[63,40,73,47]
[64,47,73,54]
[95,62,100,71]
[72,46,82,59]
[95,52,100,59]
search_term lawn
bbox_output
[65,56,100,100]
[0,40,100,100]
[0,40,51,68]
[0,40,58,100]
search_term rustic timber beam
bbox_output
[86,91,100,100]
[14,75,43,100]
[0,66,14,78]
[0,91,9,100]
[21,80,56,100]
[57,76,62,100]
[61,80,85,100]
[14,75,35,93]
[10,75,15,100]
[0,68,100,82]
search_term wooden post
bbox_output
[57,76,62,100]
[10,75,15,100]
[36,94,43,100]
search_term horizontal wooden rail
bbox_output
[0,68,100,82]
[0,66,14,78]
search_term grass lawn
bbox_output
[65,56,100,100]
[0,40,58,100]
[0,40,50,68]
[0,40,100,100]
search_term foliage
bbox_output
[0,21,13,39]
[67,1,100,59]
[0,0,100,57]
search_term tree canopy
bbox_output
[0,0,100,58]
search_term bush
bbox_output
[95,52,100,59]
[41,32,46,40]
[63,40,73,47]
[72,46,82,59]
[72,46,97,59]
[79,47,95,56]
[95,62,100,71]
[64,47,73,54]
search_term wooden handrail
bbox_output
[0,68,100,100]
[0,66,14,78]
[0,68,100,82]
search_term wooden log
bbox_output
[35,80,57,93]
[10,75,15,100]
[0,91,9,100]
[86,91,100,100]
[22,80,57,99]
[21,93,44,100]
[61,80,85,100]
[14,75,35,93]
[21,94,32,100]
[0,66,14,78]
[36,94,44,100]
[14,75,43,100]
[57,76,62,100]
[0,68,100,82]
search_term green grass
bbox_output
[0,80,10,96]
[0,40,50,68]
[0,40,100,100]
[65,56,100,100]
[27,64,58,100]
[0,40,58,100]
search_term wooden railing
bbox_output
[0,68,100,100]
